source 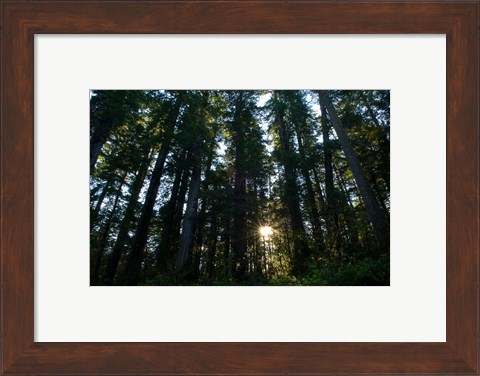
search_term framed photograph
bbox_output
[2,1,478,375]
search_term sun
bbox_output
[259,226,273,238]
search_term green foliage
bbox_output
[301,252,389,286]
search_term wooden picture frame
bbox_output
[1,1,478,374]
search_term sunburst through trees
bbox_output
[90,90,390,286]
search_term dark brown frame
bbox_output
[1,1,478,374]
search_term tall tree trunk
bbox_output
[102,150,152,284]
[333,165,360,250]
[91,173,126,284]
[155,149,189,269]
[293,123,325,253]
[275,99,309,275]
[192,150,215,279]
[232,94,248,280]
[122,97,182,285]
[319,100,340,246]
[169,161,191,262]
[334,165,355,208]
[176,139,204,273]
[318,91,389,249]
[311,166,327,217]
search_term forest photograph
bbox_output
[90,90,390,286]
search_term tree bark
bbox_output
[176,139,204,273]
[311,166,327,216]
[232,94,248,280]
[192,149,215,279]
[169,161,191,258]
[333,165,360,249]
[155,149,188,269]
[274,95,309,275]
[318,91,389,249]
[319,100,341,244]
[102,150,151,284]
[91,172,126,284]
[293,122,325,253]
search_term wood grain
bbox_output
[1,1,478,374]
